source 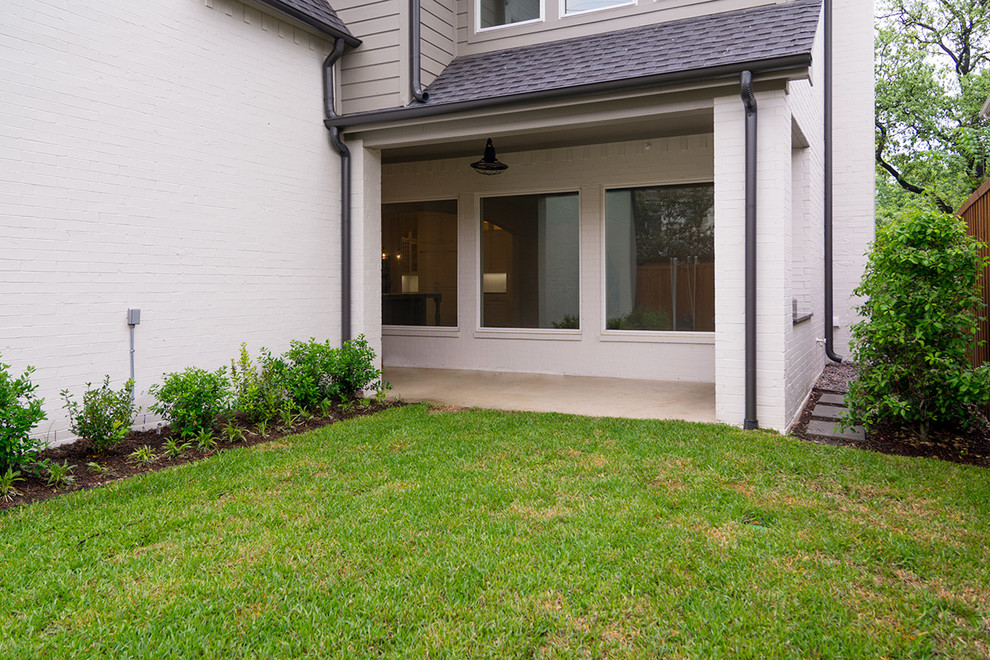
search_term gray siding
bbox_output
[334,0,403,113]
[456,0,794,55]
[421,0,456,86]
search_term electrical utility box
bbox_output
[127,308,141,326]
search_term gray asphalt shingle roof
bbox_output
[256,0,358,45]
[421,0,821,107]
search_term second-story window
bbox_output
[563,0,632,14]
[479,0,541,29]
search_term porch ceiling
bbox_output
[381,108,713,164]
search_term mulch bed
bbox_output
[791,363,990,468]
[1,399,405,512]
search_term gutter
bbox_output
[410,0,429,102]
[740,71,759,431]
[325,54,813,130]
[823,0,842,363]
[323,38,352,342]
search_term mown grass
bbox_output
[2,405,988,658]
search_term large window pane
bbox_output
[565,0,630,14]
[481,193,580,329]
[605,184,714,332]
[382,201,457,327]
[479,0,540,28]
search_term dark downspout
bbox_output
[410,0,429,102]
[741,70,759,430]
[323,39,352,343]
[824,0,842,363]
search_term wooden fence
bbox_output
[961,178,990,368]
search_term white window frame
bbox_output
[599,179,716,337]
[475,0,545,33]
[559,0,635,19]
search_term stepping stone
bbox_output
[806,419,865,441]
[818,393,847,406]
[811,403,846,420]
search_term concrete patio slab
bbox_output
[384,367,716,423]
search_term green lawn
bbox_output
[2,405,989,658]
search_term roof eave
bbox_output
[325,54,812,130]
[254,0,361,47]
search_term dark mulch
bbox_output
[791,363,990,468]
[1,399,405,512]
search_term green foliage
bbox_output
[255,420,268,439]
[550,314,579,329]
[875,0,990,216]
[0,356,47,471]
[128,445,156,466]
[606,307,670,331]
[229,344,285,424]
[274,335,382,411]
[334,336,382,400]
[223,420,245,443]
[86,461,114,477]
[0,467,22,501]
[161,437,191,459]
[44,460,75,489]
[846,208,990,441]
[193,430,217,453]
[61,376,137,453]
[149,367,231,438]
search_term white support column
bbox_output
[348,138,384,368]
[714,89,793,431]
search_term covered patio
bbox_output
[385,367,716,422]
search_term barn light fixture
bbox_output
[470,138,508,175]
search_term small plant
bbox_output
[606,307,670,331]
[230,344,285,423]
[0,467,22,501]
[86,461,114,477]
[61,376,138,453]
[0,356,47,471]
[359,397,372,409]
[149,366,231,438]
[550,314,579,329]
[162,437,191,459]
[318,399,335,419]
[223,420,245,443]
[45,460,76,489]
[128,445,156,466]
[334,335,382,400]
[278,405,300,431]
[374,382,393,404]
[255,420,268,439]
[338,399,355,415]
[194,430,217,453]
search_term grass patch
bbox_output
[2,406,989,657]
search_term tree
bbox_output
[846,208,990,442]
[875,0,990,216]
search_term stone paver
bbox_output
[818,393,847,406]
[810,403,846,420]
[806,419,865,441]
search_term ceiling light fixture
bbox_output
[470,138,508,175]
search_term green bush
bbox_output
[606,307,670,331]
[61,376,137,453]
[0,356,47,471]
[229,344,285,423]
[278,335,382,410]
[149,367,231,438]
[846,208,990,441]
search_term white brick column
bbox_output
[714,89,793,431]
[348,138,384,368]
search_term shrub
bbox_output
[0,356,47,471]
[229,344,285,423]
[149,367,231,438]
[846,208,990,441]
[61,376,137,453]
[606,307,670,331]
[334,335,382,399]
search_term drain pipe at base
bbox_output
[740,70,759,431]
[823,0,842,363]
[323,38,352,343]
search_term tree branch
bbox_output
[876,122,955,214]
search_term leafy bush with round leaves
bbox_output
[0,356,47,470]
[61,376,138,453]
[149,367,231,438]
[846,208,990,441]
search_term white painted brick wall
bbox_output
[0,0,342,443]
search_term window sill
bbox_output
[474,328,583,341]
[599,330,715,344]
[792,313,814,326]
[383,325,460,338]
